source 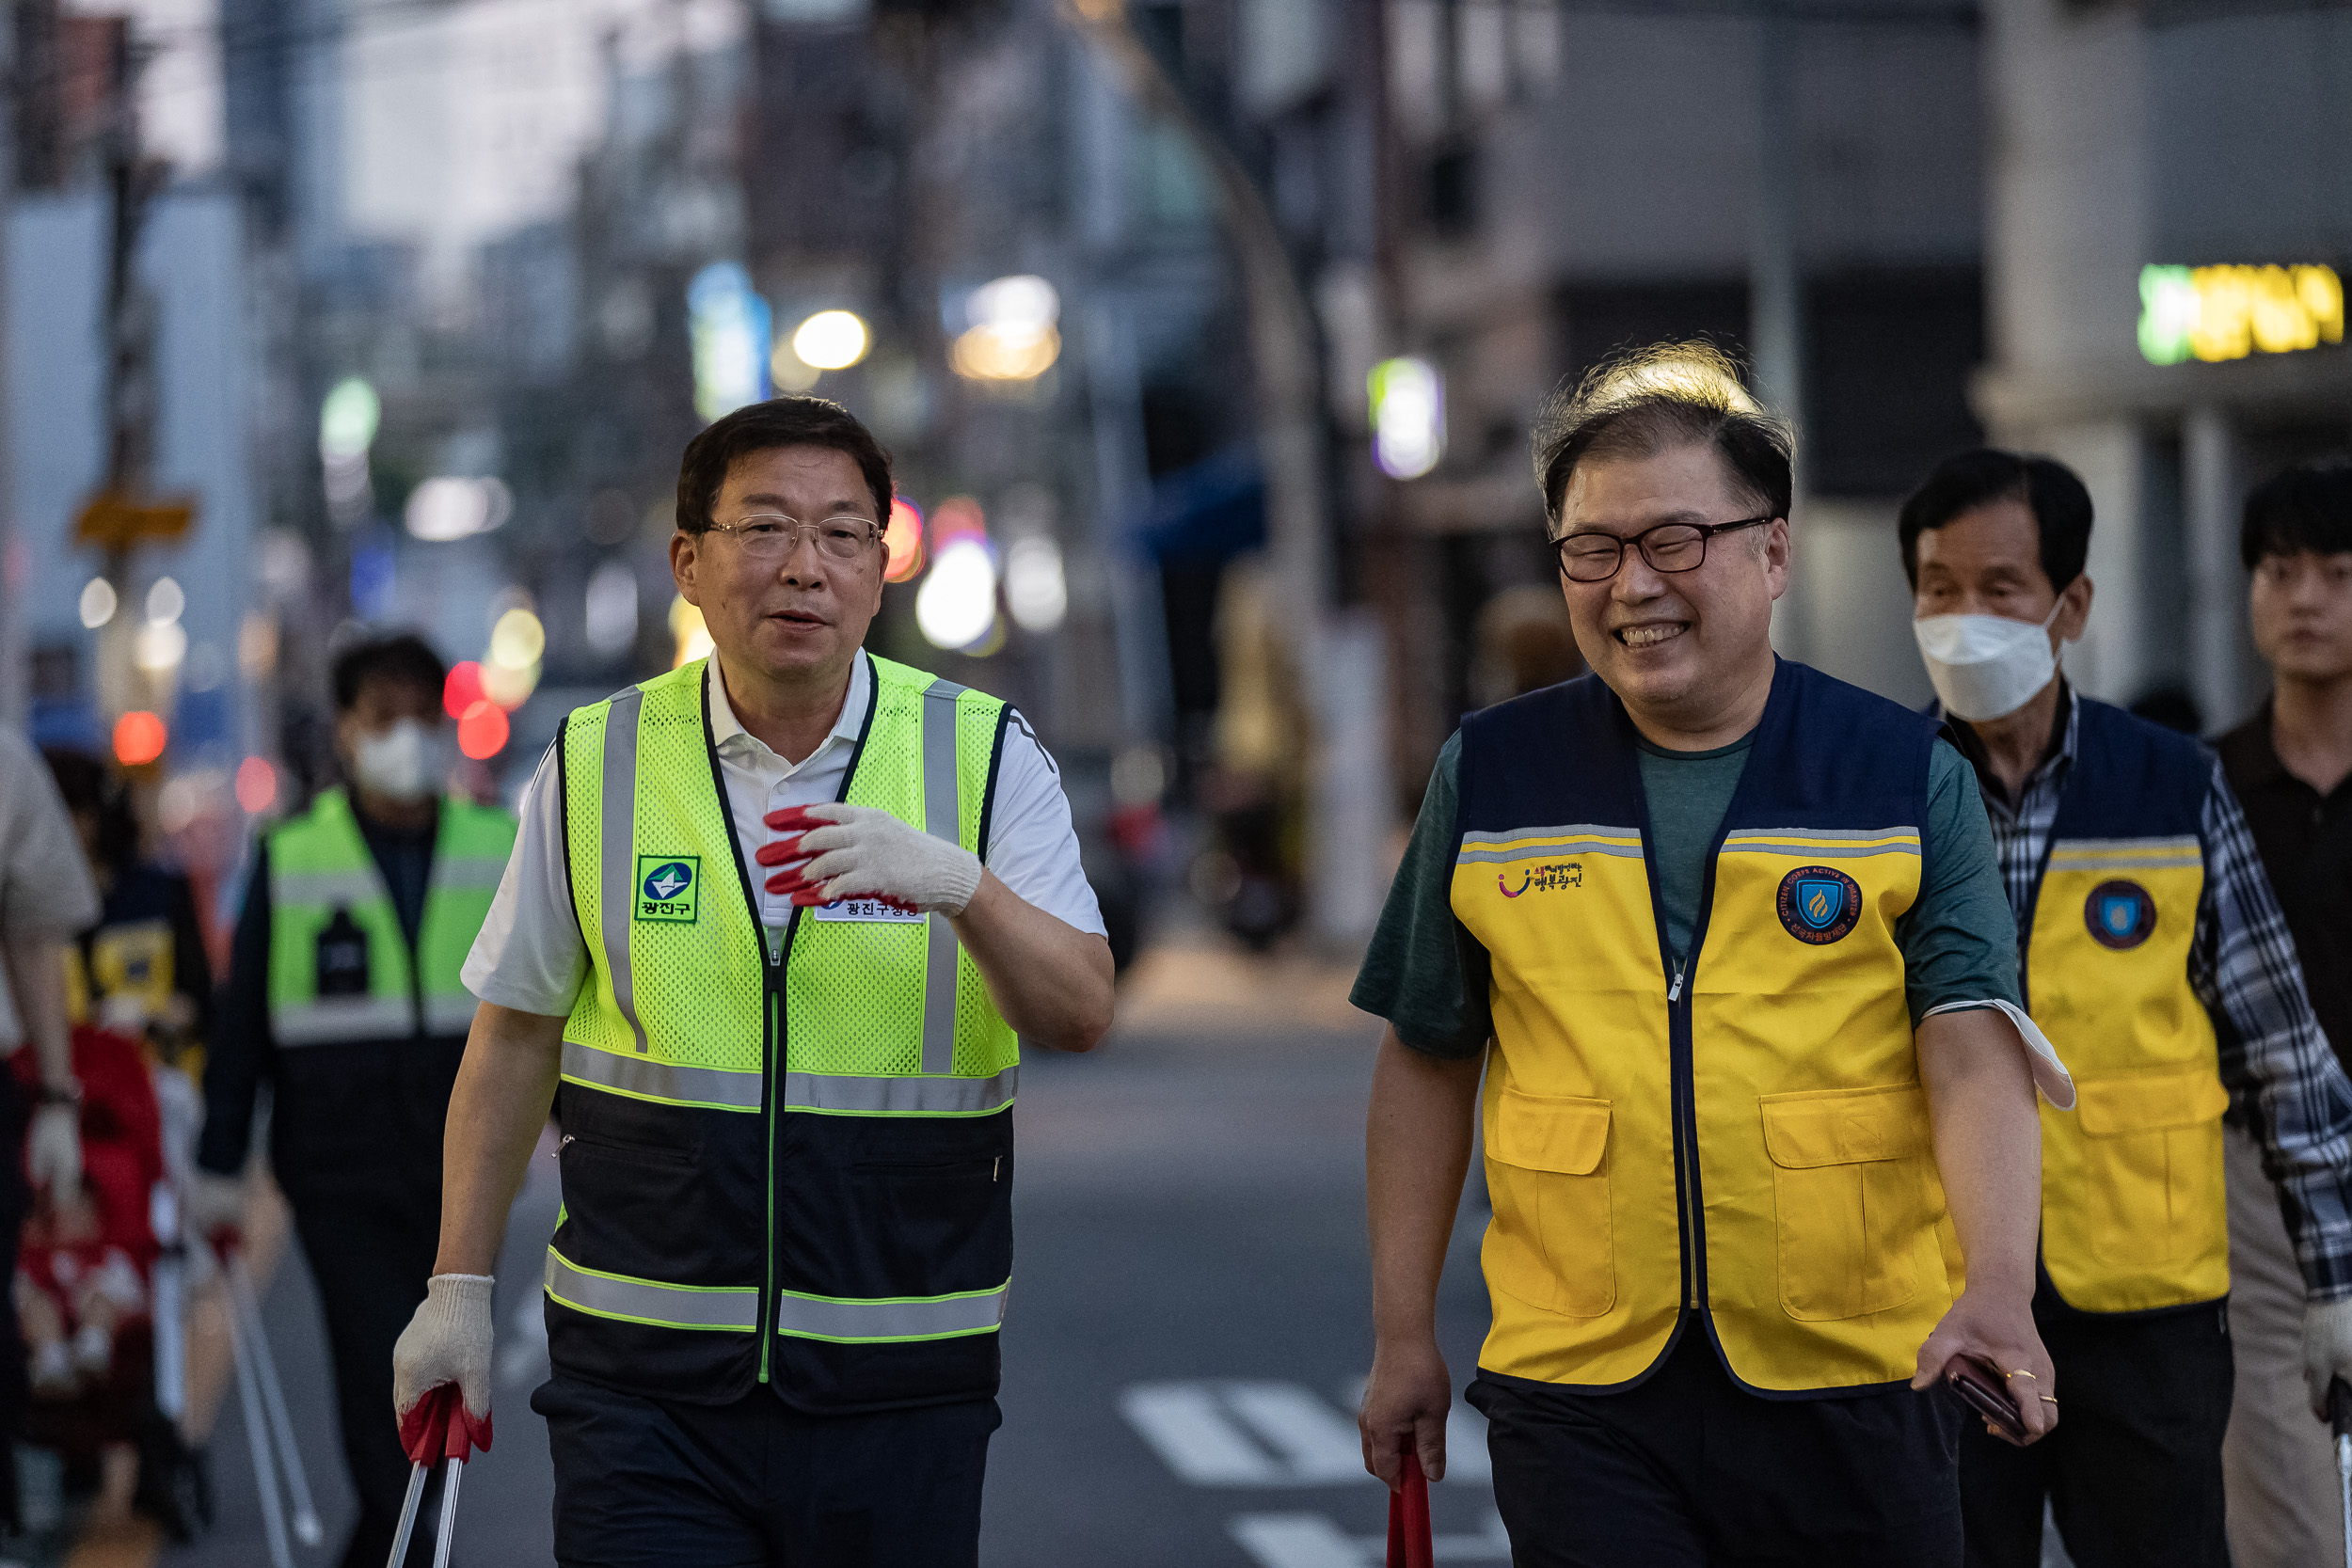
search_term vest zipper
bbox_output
[758,941,782,1385]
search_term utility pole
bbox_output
[75,20,192,744]
[0,0,21,725]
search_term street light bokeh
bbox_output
[791,310,870,371]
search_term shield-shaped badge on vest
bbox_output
[1776,864,1862,944]
[2085,879,2156,950]
[1796,879,1846,931]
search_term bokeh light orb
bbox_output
[113,711,167,767]
[457,699,510,760]
[792,310,869,372]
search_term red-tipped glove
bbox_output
[755,803,980,915]
[1387,1449,1432,1568]
[397,1381,493,1467]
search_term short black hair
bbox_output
[1530,341,1793,531]
[41,747,137,873]
[2240,457,2352,568]
[332,632,446,713]
[675,396,894,536]
[1898,449,2093,593]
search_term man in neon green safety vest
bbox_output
[394,396,1114,1568]
[190,632,517,1568]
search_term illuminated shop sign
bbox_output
[2138,263,2344,365]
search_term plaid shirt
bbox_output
[1961,687,2352,1303]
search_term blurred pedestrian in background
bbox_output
[394,396,1111,1568]
[188,633,517,1568]
[0,729,99,1544]
[2215,457,2352,1568]
[1897,449,2352,1568]
[39,750,212,1067]
[1354,345,2066,1567]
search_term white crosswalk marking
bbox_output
[1229,1514,1366,1568]
[1224,1383,1369,1483]
[1229,1511,1512,1568]
[1120,1383,1287,1484]
[1120,1378,1494,1490]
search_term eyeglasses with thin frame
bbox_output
[704,513,884,564]
[1550,515,1776,583]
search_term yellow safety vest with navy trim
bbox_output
[1452,659,1954,1395]
[2021,697,2224,1314]
[264,788,515,1045]
[549,653,1017,1410]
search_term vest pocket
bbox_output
[1485,1091,1613,1318]
[2074,1068,2231,1267]
[1761,1085,1932,1323]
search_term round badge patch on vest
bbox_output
[2084,879,2156,950]
[1776,865,1862,944]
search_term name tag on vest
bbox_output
[810,898,926,925]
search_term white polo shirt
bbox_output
[461,651,1105,1019]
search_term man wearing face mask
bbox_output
[1899,449,2352,1568]
[190,632,517,1568]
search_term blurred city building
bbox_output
[1,0,2345,959]
[1977,0,2352,740]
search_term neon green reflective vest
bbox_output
[548,653,1019,1409]
[265,788,516,1045]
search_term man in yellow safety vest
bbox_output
[392,396,1113,1568]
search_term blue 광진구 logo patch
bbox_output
[635,856,699,924]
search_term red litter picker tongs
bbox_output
[389,1383,492,1568]
[1388,1448,1434,1568]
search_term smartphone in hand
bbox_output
[1946,1354,2027,1442]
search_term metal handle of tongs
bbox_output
[199,1234,306,1568]
[219,1243,323,1546]
[386,1452,465,1568]
[2329,1377,2352,1568]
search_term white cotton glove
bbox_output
[183,1169,247,1242]
[2302,1296,2352,1421]
[392,1273,496,1419]
[26,1104,81,1206]
[757,803,984,916]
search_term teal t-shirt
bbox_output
[1350,727,2021,1059]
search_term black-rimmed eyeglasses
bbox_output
[1549,516,1775,583]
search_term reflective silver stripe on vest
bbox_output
[561,1039,762,1111]
[772,1281,1009,1342]
[273,868,387,910]
[600,687,651,1054]
[273,995,417,1047]
[920,678,968,1076]
[543,1248,758,1331]
[429,854,509,893]
[780,1065,1016,1115]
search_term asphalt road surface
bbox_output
[152,1006,1504,1568]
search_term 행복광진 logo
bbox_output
[2085,879,2156,950]
[635,856,700,923]
[1776,865,1862,944]
[1499,863,1582,897]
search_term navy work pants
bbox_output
[1959,1300,2233,1568]
[1470,1331,1965,1567]
[532,1374,998,1568]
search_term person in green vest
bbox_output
[189,632,516,1568]
[391,396,1114,1568]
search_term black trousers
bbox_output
[1470,1332,1964,1567]
[286,1180,441,1568]
[1959,1301,2233,1568]
[532,1374,999,1568]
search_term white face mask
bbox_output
[1913,603,2065,721]
[350,719,445,802]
